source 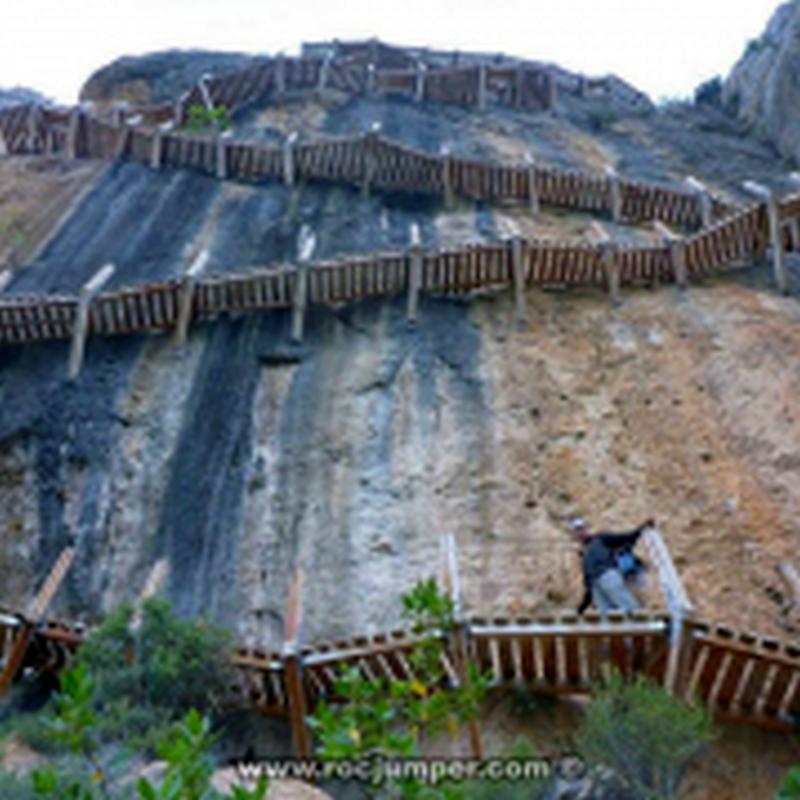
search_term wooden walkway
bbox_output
[2,531,799,755]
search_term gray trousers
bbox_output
[592,568,641,612]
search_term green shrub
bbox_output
[0,769,38,800]
[576,671,714,800]
[777,766,800,800]
[185,103,231,132]
[74,598,232,747]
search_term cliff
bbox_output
[723,0,800,165]
[1,47,799,659]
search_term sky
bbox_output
[0,0,782,104]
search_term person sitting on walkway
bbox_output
[570,517,653,614]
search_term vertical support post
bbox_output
[66,108,83,160]
[317,54,331,95]
[441,146,454,210]
[591,222,620,306]
[524,153,539,215]
[361,122,381,197]
[291,265,309,343]
[215,129,232,180]
[173,92,188,128]
[151,121,172,170]
[26,105,41,154]
[283,131,298,187]
[477,64,487,110]
[515,65,525,109]
[367,63,377,94]
[653,221,687,290]
[173,249,209,348]
[0,130,8,158]
[788,219,800,253]
[685,176,713,229]
[511,235,527,325]
[0,621,33,695]
[68,264,115,380]
[604,165,622,223]
[440,533,483,759]
[198,73,214,112]
[407,223,422,323]
[275,53,287,99]
[415,62,427,103]
[282,568,312,759]
[115,115,141,161]
[743,181,790,295]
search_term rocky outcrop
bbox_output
[0,88,48,110]
[723,0,800,164]
[79,50,257,106]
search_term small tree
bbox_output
[576,671,714,800]
[74,598,232,749]
[308,578,490,798]
[777,766,800,800]
[185,104,231,133]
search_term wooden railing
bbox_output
[4,529,799,754]
[1,102,730,228]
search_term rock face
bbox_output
[723,0,800,164]
[0,88,48,110]
[79,50,257,105]
[2,58,800,656]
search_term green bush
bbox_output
[576,671,714,800]
[185,103,231,132]
[74,598,232,748]
[777,766,800,800]
[0,769,38,800]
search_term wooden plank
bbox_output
[69,264,115,379]
[27,547,76,621]
[525,154,539,214]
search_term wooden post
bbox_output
[0,621,33,695]
[291,266,309,343]
[151,121,172,170]
[367,63,377,94]
[407,223,422,323]
[441,146,454,210]
[215,129,232,180]
[653,220,687,289]
[591,222,620,306]
[317,54,331,94]
[198,73,215,111]
[743,181,790,295]
[415,61,427,103]
[440,533,483,759]
[66,108,83,160]
[173,92,188,128]
[26,105,41,154]
[477,64,487,110]
[511,235,527,325]
[69,264,115,380]
[685,176,713,229]
[524,153,539,214]
[604,165,622,223]
[361,122,381,197]
[0,129,7,157]
[173,249,209,348]
[275,53,287,98]
[515,65,525,109]
[283,131,298,187]
[283,568,312,758]
[787,219,800,253]
[642,527,693,695]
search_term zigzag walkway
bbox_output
[1,532,798,759]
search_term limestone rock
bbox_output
[723,0,800,164]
